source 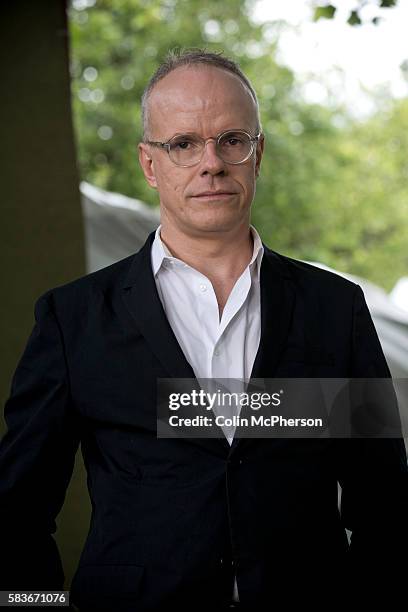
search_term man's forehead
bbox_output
[150,64,255,107]
[148,65,257,125]
[151,64,252,94]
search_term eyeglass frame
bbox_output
[145,129,262,167]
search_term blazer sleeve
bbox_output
[334,284,408,601]
[0,290,80,590]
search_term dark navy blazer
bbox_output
[1,231,407,610]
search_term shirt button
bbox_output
[199,283,207,292]
[214,349,220,356]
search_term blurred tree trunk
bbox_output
[0,0,89,590]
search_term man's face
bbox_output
[138,65,264,237]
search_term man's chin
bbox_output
[183,215,244,235]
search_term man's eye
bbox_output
[172,139,195,150]
[223,136,244,147]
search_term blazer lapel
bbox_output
[121,231,195,379]
[230,246,296,453]
[250,245,296,379]
[121,231,230,456]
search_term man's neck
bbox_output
[159,223,254,284]
[159,222,255,321]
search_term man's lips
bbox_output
[190,191,237,200]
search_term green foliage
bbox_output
[347,10,362,26]
[69,0,407,290]
[314,0,398,26]
[330,98,408,289]
[313,4,336,21]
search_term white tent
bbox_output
[306,262,408,378]
[80,181,160,273]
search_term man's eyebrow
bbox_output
[162,128,256,139]
[168,132,198,137]
[151,132,197,143]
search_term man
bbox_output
[1,49,407,611]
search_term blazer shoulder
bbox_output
[266,247,358,295]
[34,252,137,317]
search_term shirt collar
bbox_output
[151,224,264,281]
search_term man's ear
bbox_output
[255,133,265,179]
[138,142,158,189]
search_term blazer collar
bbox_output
[121,230,296,455]
[122,230,195,380]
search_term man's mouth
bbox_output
[191,191,236,200]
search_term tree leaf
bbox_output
[313,5,336,21]
[347,10,362,26]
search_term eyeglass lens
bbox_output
[168,131,253,165]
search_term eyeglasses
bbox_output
[146,129,261,167]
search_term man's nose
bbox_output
[199,139,226,175]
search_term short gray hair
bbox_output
[141,48,261,140]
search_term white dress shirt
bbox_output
[151,223,264,602]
